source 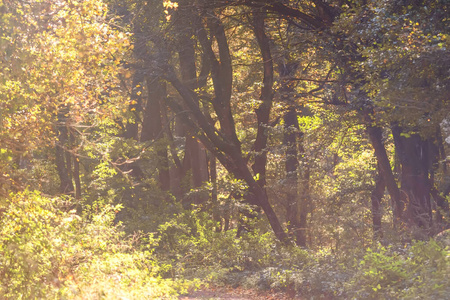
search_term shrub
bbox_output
[0,191,195,299]
[346,241,449,299]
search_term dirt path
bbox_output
[178,286,301,300]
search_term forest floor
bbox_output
[178,286,302,300]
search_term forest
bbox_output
[0,0,449,299]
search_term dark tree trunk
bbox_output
[362,107,405,229]
[298,138,310,247]
[55,143,73,194]
[431,126,449,228]
[251,8,273,188]
[65,145,72,184]
[160,102,184,198]
[371,163,386,239]
[73,154,81,198]
[124,70,144,140]
[55,110,74,195]
[163,4,289,244]
[248,177,290,244]
[365,122,404,225]
[70,132,81,199]
[279,61,306,247]
[166,74,290,244]
[209,154,221,231]
[391,125,433,230]
[431,187,449,229]
[141,77,170,191]
[436,126,446,172]
[284,106,303,246]
[176,1,209,204]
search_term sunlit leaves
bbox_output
[163,0,178,21]
[0,0,131,153]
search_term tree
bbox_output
[0,0,130,196]
[339,0,450,232]
[162,2,290,243]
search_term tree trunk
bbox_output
[364,112,404,226]
[431,126,449,228]
[431,187,449,229]
[124,70,144,140]
[284,105,303,246]
[70,132,81,199]
[298,138,310,247]
[279,61,306,247]
[391,125,433,230]
[166,76,290,244]
[55,110,74,195]
[141,76,170,191]
[371,163,386,239]
[164,4,289,244]
[209,154,221,231]
[176,1,209,204]
[248,177,290,244]
[251,8,273,188]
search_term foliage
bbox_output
[152,207,449,299]
[335,0,450,130]
[346,241,449,299]
[0,0,130,193]
[0,0,449,298]
[0,191,195,299]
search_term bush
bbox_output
[346,241,449,299]
[154,209,314,293]
[0,191,195,299]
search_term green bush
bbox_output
[346,241,449,299]
[0,191,196,299]
[154,209,313,290]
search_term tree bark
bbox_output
[163,3,289,244]
[431,187,448,228]
[298,137,310,247]
[251,8,273,188]
[55,109,74,195]
[364,111,404,225]
[70,131,81,199]
[141,76,170,191]
[391,125,433,230]
[176,1,209,203]
[279,61,306,247]
[371,163,386,239]
[284,106,302,245]
[124,70,144,140]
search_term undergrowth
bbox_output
[154,208,449,299]
[1,191,448,299]
[0,191,198,299]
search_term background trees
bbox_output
[2,0,448,246]
[0,0,449,298]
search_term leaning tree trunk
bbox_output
[163,4,290,244]
[363,109,405,230]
